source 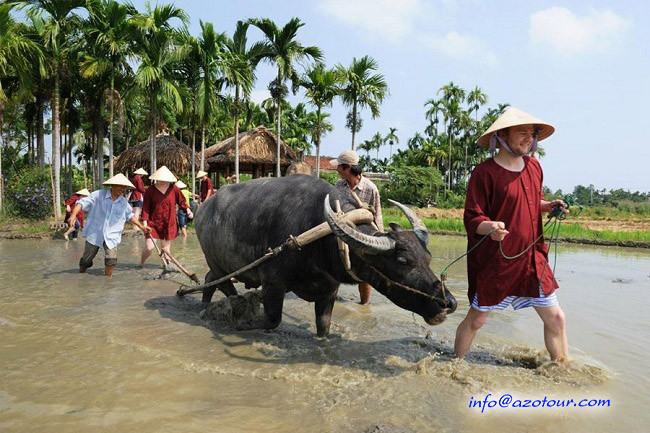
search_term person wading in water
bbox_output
[454,107,570,364]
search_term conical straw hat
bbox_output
[103,173,135,188]
[196,170,208,178]
[149,165,177,182]
[477,107,555,148]
[134,167,148,175]
[175,180,187,189]
[75,188,91,196]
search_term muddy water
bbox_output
[1,234,648,432]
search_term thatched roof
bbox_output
[205,126,297,170]
[115,134,200,175]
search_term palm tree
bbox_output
[222,21,266,182]
[249,17,322,176]
[0,3,44,213]
[424,98,442,137]
[300,63,339,177]
[371,131,383,160]
[194,20,223,173]
[13,0,86,220]
[337,55,388,150]
[132,3,188,175]
[466,85,487,177]
[384,126,399,159]
[438,82,465,191]
[80,0,136,178]
[357,139,373,170]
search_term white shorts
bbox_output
[471,287,559,312]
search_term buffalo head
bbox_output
[324,195,457,326]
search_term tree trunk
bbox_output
[276,68,282,178]
[149,94,155,175]
[96,118,104,186]
[37,97,44,168]
[108,71,115,178]
[447,123,452,191]
[201,125,206,172]
[234,84,240,183]
[351,100,357,150]
[315,105,321,178]
[68,127,73,196]
[191,129,196,198]
[52,65,62,220]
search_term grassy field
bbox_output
[384,210,650,246]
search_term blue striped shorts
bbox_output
[471,287,559,312]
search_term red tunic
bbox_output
[464,156,558,306]
[65,194,85,226]
[200,177,213,201]
[141,184,189,240]
[129,175,146,202]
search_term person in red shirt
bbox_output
[63,188,90,241]
[454,108,570,364]
[139,166,193,267]
[196,170,213,203]
[129,168,148,222]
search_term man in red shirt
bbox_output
[197,170,213,203]
[129,167,148,221]
[454,107,569,364]
[63,188,90,241]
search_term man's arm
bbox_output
[68,203,82,227]
[540,199,569,215]
[129,215,151,234]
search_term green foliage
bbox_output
[437,190,466,209]
[6,166,53,219]
[381,166,443,207]
[319,171,338,185]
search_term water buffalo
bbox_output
[194,175,456,337]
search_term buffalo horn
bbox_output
[324,195,395,254]
[388,199,429,246]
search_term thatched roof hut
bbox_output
[204,126,297,179]
[115,134,200,176]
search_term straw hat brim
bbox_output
[103,173,135,188]
[175,181,187,189]
[75,188,91,196]
[149,166,178,183]
[477,107,555,148]
[196,171,208,178]
[134,168,148,175]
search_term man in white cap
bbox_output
[63,188,90,241]
[331,150,384,305]
[454,107,570,364]
[129,168,148,222]
[68,173,151,276]
[196,170,213,203]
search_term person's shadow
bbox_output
[144,294,521,376]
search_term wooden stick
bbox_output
[163,250,200,284]
[148,235,169,270]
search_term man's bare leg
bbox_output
[534,305,569,363]
[454,308,490,359]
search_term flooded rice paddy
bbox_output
[1,234,649,432]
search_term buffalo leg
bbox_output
[315,292,337,337]
[262,287,285,330]
[202,270,238,303]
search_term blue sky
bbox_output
[111,1,650,192]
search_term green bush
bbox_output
[7,167,53,219]
[381,166,443,207]
[319,171,339,185]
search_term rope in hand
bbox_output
[439,205,567,293]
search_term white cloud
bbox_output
[419,31,498,67]
[249,89,271,105]
[318,0,425,41]
[529,7,631,56]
